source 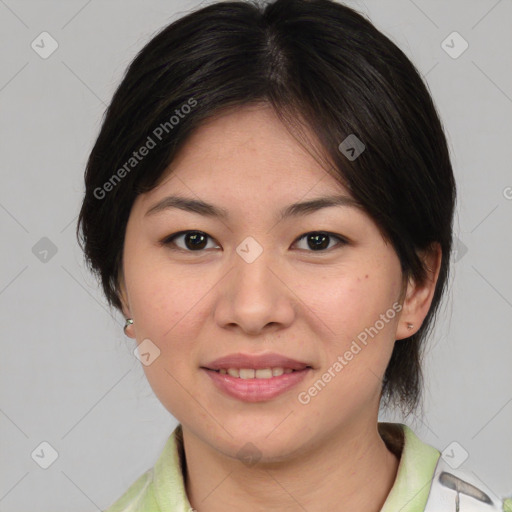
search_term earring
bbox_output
[123,318,133,334]
[407,322,414,330]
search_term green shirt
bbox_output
[104,422,511,511]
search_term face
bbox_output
[119,103,416,462]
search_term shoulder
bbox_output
[102,425,189,512]
[424,448,512,512]
[103,467,161,512]
[379,422,511,512]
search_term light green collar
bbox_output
[156,422,440,512]
[379,422,441,512]
[106,422,442,511]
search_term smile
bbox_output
[203,367,312,402]
[213,367,299,379]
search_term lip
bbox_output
[203,352,312,371]
[202,367,312,402]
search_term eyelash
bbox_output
[161,230,348,254]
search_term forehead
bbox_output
[139,104,353,209]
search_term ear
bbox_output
[118,268,136,339]
[395,242,442,340]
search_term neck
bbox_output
[181,420,401,512]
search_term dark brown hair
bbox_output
[76,0,456,419]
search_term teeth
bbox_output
[217,367,300,379]
[239,368,255,379]
[255,368,272,379]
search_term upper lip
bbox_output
[203,352,312,371]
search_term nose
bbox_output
[214,246,296,336]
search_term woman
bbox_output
[76,0,511,510]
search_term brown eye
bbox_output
[294,232,347,252]
[161,230,347,253]
[163,231,219,251]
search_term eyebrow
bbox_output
[144,194,363,221]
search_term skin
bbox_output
[118,103,442,512]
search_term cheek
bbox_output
[302,268,386,336]
[127,266,209,418]
[130,270,208,341]
[303,266,399,372]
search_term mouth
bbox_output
[203,352,312,373]
[202,366,312,402]
[204,367,311,379]
[200,352,313,402]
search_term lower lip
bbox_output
[202,368,312,402]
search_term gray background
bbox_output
[0,0,511,510]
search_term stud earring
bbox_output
[123,318,133,334]
[407,322,414,330]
